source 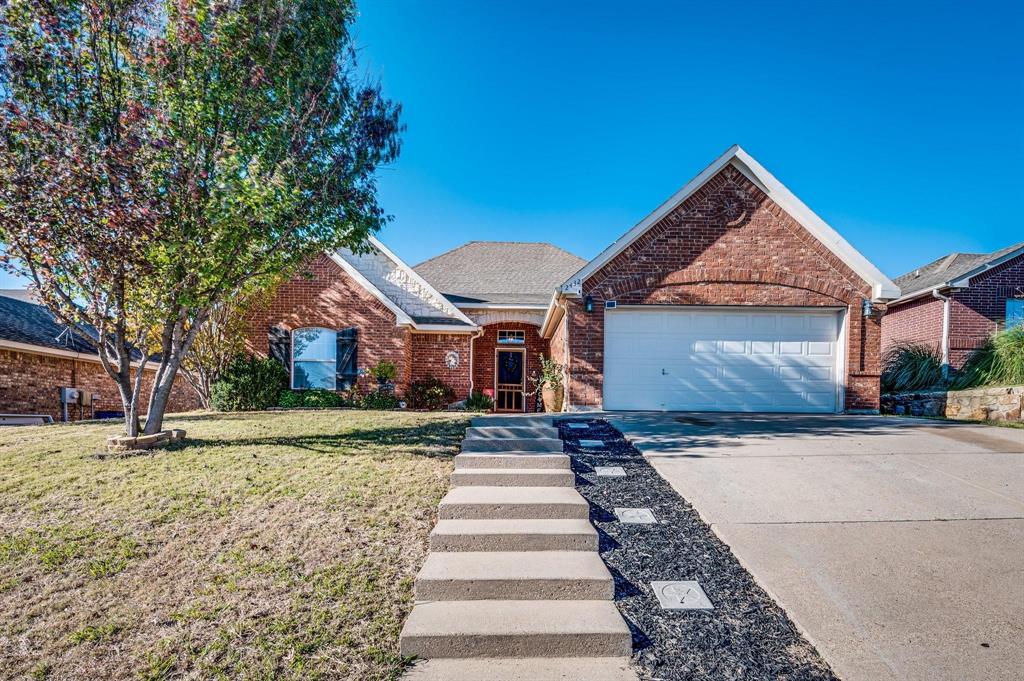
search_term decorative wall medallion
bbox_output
[444,350,460,370]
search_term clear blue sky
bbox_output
[2,0,1021,289]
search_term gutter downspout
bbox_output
[932,288,951,376]
[468,327,485,394]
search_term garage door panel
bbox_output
[604,307,841,413]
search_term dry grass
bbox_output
[0,410,467,680]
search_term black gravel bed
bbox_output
[556,418,838,681]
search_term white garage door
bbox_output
[604,307,842,412]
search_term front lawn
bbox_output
[0,410,467,680]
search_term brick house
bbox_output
[881,242,1024,369]
[246,240,584,413]
[0,292,200,421]
[256,146,899,413]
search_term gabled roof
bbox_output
[415,241,586,307]
[0,292,99,354]
[560,145,900,301]
[892,241,1024,304]
[330,236,477,330]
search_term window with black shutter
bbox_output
[268,326,291,382]
[336,327,358,390]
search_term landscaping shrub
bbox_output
[407,376,456,410]
[880,343,945,394]
[952,326,1024,389]
[465,389,494,412]
[210,355,287,411]
[358,389,401,410]
[277,389,347,408]
[277,390,304,408]
[369,360,399,384]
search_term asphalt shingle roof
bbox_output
[414,241,586,306]
[0,293,99,354]
[894,241,1024,299]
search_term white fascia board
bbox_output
[327,251,415,327]
[560,145,900,301]
[948,244,1024,288]
[0,338,150,369]
[368,236,477,327]
[454,302,550,311]
[408,324,479,334]
[540,292,565,339]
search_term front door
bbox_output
[495,349,525,412]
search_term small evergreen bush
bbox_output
[210,355,287,411]
[465,389,493,412]
[277,390,304,408]
[301,388,344,408]
[358,389,400,410]
[407,376,456,410]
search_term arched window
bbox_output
[292,328,336,390]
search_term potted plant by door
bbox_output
[369,360,398,391]
[530,354,565,413]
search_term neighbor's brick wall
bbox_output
[568,163,881,411]
[471,322,549,412]
[881,295,944,357]
[948,253,1024,367]
[0,348,200,421]
[246,254,411,395]
[408,333,472,399]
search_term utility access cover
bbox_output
[595,466,626,477]
[651,581,714,610]
[579,439,605,448]
[614,507,656,524]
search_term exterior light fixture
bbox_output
[862,298,873,317]
[585,295,594,313]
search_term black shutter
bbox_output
[268,326,291,382]
[336,327,358,390]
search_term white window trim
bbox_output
[497,329,526,345]
[291,327,337,391]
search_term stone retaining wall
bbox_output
[882,386,1024,422]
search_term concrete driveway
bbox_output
[610,413,1024,681]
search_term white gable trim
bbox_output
[561,145,900,301]
[368,236,477,327]
[327,251,416,327]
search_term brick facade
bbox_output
[880,296,944,356]
[949,254,1024,366]
[471,322,549,413]
[247,254,477,401]
[409,332,472,399]
[882,253,1024,369]
[245,254,412,395]
[0,347,200,422]
[567,164,882,411]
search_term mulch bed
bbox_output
[556,418,838,681]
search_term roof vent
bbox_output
[913,269,921,277]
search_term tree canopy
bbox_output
[0,0,401,435]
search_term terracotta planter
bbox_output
[541,384,564,413]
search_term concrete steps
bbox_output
[405,657,636,680]
[471,415,555,428]
[429,519,598,552]
[415,551,613,601]
[461,437,564,453]
[399,600,632,659]
[451,467,575,488]
[466,426,560,440]
[455,452,570,469]
[400,415,636,677]
[439,486,590,520]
